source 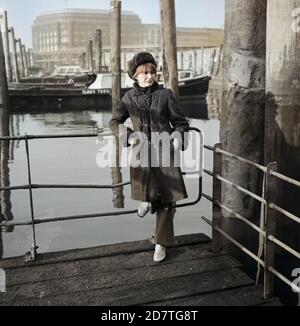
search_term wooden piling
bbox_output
[160,0,179,98]
[16,39,25,77]
[266,0,300,261]
[88,40,94,71]
[81,52,87,69]
[21,44,28,77]
[0,10,12,83]
[194,50,197,76]
[180,51,184,70]
[110,0,121,112]
[8,27,20,83]
[0,27,9,111]
[200,45,204,75]
[95,29,102,73]
[220,0,266,267]
[0,26,12,233]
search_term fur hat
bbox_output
[127,52,157,80]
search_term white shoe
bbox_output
[137,202,150,218]
[153,244,166,262]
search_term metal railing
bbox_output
[201,143,300,299]
[0,127,203,261]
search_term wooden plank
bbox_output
[146,285,276,306]
[0,233,211,269]
[0,254,241,304]
[1,268,254,306]
[5,243,216,286]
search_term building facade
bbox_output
[32,8,223,73]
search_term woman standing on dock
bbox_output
[109,52,189,262]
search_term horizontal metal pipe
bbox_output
[268,235,300,259]
[202,192,265,235]
[0,133,100,141]
[215,148,267,173]
[204,145,214,151]
[201,216,265,267]
[0,172,197,191]
[268,266,300,293]
[202,192,213,202]
[203,169,213,177]
[201,216,300,292]
[0,209,139,226]
[270,170,300,189]
[216,174,267,204]
[270,203,300,225]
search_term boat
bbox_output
[9,70,210,118]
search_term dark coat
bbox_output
[109,82,189,204]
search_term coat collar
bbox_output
[133,81,160,95]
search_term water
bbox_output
[0,110,220,258]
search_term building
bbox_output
[32,8,224,73]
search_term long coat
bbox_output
[109,82,189,204]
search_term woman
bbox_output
[109,52,189,262]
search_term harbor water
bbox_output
[1,106,220,259]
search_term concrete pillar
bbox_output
[94,29,102,73]
[266,1,300,268]
[110,0,121,111]
[8,27,19,83]
[220,0,266,267]
[0,10,12,83]
[160,0,179,98]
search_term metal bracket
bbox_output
[25,244,39,262]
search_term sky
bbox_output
[0,0,225,47]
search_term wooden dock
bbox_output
[0,233,281,306]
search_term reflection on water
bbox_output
[0,98,220,259]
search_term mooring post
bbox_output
[0,10,12,83]
[212,143,223,253]
[95,29,102,73]
[110,0,121,112]
[264,162,278,299]
[160,0,179,98]
[8,27,19,83]
[220,0,266,263]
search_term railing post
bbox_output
[212,143,223,252]
[24,134,38,261]
[264,162,278,298]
